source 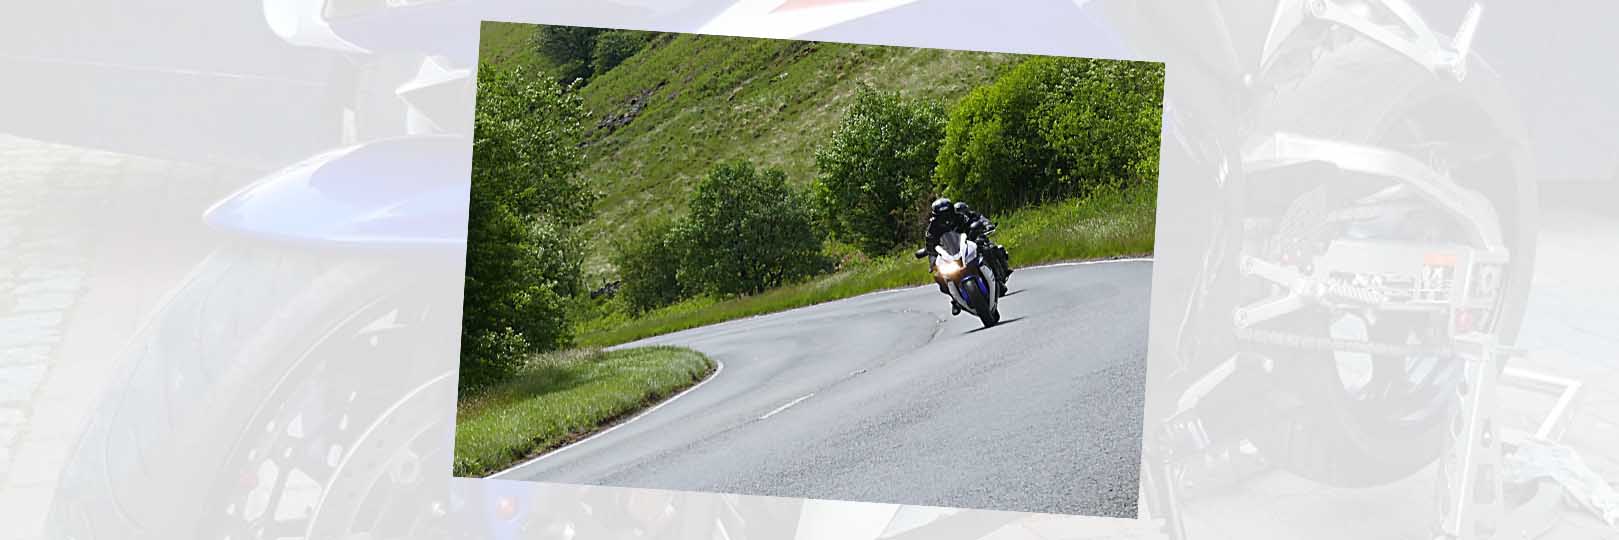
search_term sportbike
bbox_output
[1091,1,1539,538]
[918,224,1005,328]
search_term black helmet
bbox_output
[930,197,953,215]
[953,202,971,214]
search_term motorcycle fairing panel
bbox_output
[203,134,471,249]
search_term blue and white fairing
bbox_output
[936,232,999,316]
[203,134,470,250]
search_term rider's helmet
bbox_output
[930,198,954,216]
[953,202,972,215]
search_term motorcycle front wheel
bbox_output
[47,243,461,539]
[1241,38,1537,487]
[961,277,1000,328]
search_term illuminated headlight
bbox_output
[936,258,964,276]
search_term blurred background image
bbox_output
[1,1,1617,540]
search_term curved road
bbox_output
[496,260,1151,517]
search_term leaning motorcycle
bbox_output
[918,224,1004,328]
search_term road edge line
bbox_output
[871,255,1156,296]
[613,257,1155,346]
[487,358,726,479]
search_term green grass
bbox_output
[453,346,715,477]
[575,183,1157,347]
[478,21,553,74]
[480,26,1020,277]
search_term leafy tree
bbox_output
[811,85,946,255]
[1038,59,1165,194]
[533,25,604,84]
[592,30,651,75]
[934,57,1164,213]
[610,217,689,313]
[461,63,598,389]
[683,161,828,296]
[933,59,1055,214]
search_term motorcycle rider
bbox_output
[952,201,1012,285]
[915,197,1012,315]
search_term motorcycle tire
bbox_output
[1242,37,1537,488]
[47,243,461,539]
[979,308,1001,328]
[963,280,999,328]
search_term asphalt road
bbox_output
[497,260,1152,517]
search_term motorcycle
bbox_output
[43,1,483,538]
[1087,0,1539,538]
[916,222,1004,328]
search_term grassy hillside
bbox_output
[478,22,553,74]
[479,23,1019,277]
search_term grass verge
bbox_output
[453,346,715,477]
[576,184,1156,347]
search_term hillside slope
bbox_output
[479,23,1019,276]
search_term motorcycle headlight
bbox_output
[936,258,963,276]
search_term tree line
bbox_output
[461,49,1163,390]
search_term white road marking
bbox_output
[758,393,815,420]
[488,360,725,479]
[1026,256,1154,269]
[872,256,1155,296]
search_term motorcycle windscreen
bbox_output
[939,231,965,259]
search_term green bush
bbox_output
[683,160,829,296]
[458,327,531,390]
[933,60,1053,214]
[533,25,604,84]
[592,30,651,75]
[810,85,946,256]
[610,218,689,313]
[934,57,1163,214]
[1038,59,1164,194]
[462,63,598,389]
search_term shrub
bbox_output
[610,218,690,313]
[934,57,1163,214]
[533,25,604,84]
[592,30,651,75]
[933,59,1054,214]
[1038,59,1165,194]
[458,327,531,390]
[683,160,829,295]
[811,85,946,255]
[462,62,597,389]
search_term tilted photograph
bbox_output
[453,21,1164,517]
